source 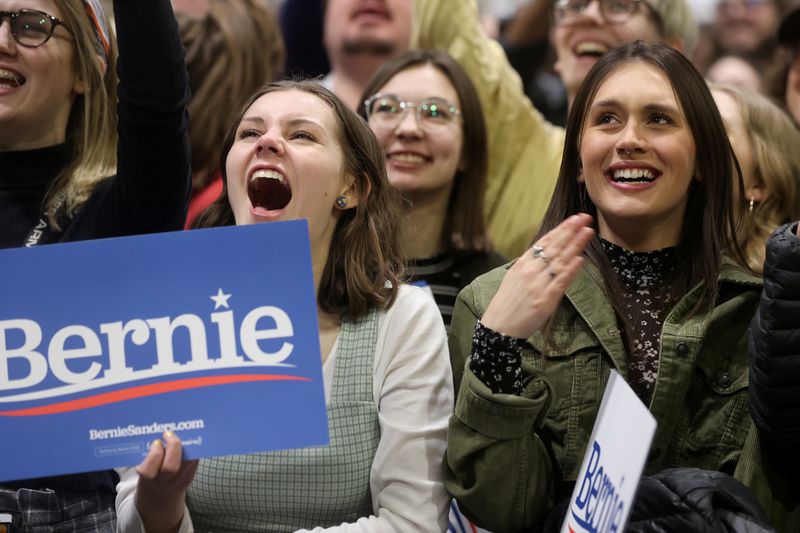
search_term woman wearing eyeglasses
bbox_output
[0,0,189,529]
[358,50,505,330]
[412,0,697,259]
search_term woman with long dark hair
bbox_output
[446,41,793,531]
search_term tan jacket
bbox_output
[412,0,565,258]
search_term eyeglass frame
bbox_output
[0,8,72,48]
[363,93,462,131]
[716,0,771,12]
[552,0,654,27]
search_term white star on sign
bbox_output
[210,288,231,310]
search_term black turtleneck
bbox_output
[0,0,191,492]
[0,144,72,249]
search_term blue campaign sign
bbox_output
[0,221,328,482]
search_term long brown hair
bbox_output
[179,0,284,192]
[195,81,405,320]
[358,49,490,252]
[538,41,748,343]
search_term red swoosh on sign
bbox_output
[0,374,311,416]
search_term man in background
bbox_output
[322,0,412,109]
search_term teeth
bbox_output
[612,168,655,182]
[575,42,609,55]
[250,169,286,184]
[389,153,426,164]
[0,68,23,86]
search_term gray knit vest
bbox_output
[186,308,380,532]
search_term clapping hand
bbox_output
[481,214,595,340]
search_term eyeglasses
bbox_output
[364,93,461,131]
[0,9,71,48]
[553,0,649,26]
[717,0,770,12]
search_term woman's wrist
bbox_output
[470,321,525,395]
[135,488,186,533]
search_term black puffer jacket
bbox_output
[749,223,800,465]
[543,468,775,532]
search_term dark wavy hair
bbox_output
[195,81,405,320]
[537,41,747,338]
[358,49,490,252]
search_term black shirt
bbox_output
[0,0,191,491]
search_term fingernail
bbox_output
[151,439,162,448]
[163,431,174,439]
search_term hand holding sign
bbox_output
[135,431,198,533]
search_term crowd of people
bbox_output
[1,0,799,532]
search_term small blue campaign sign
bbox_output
[0,221,328,482]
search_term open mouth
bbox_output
[247,169,292,212]
[0,68,25,89]
[573,42,610,59]
[608,168,660,184]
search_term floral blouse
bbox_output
[471,239,677,404]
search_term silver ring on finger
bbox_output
[532,245,552,265]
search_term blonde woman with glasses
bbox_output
[0,0,189,529]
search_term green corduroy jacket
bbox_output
[446,257,799,532]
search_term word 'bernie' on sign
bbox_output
[0,289,295,396]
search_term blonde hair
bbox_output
[46,0,118,224]
[179,0,285,191]
[647,0,699,55]
[712,83,800,272]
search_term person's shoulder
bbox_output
[375,284,447,361]
[388,283,441,317]
[765,222,800,261]
[719,256,762,288]
[458,260,513,311]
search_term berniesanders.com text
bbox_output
[88,419,205,441]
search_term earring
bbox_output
[335,195,348,209]
[749,196,755,213]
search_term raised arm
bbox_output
[446,215,594,531]
[91,0,191,238]
[412,0,565,257]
